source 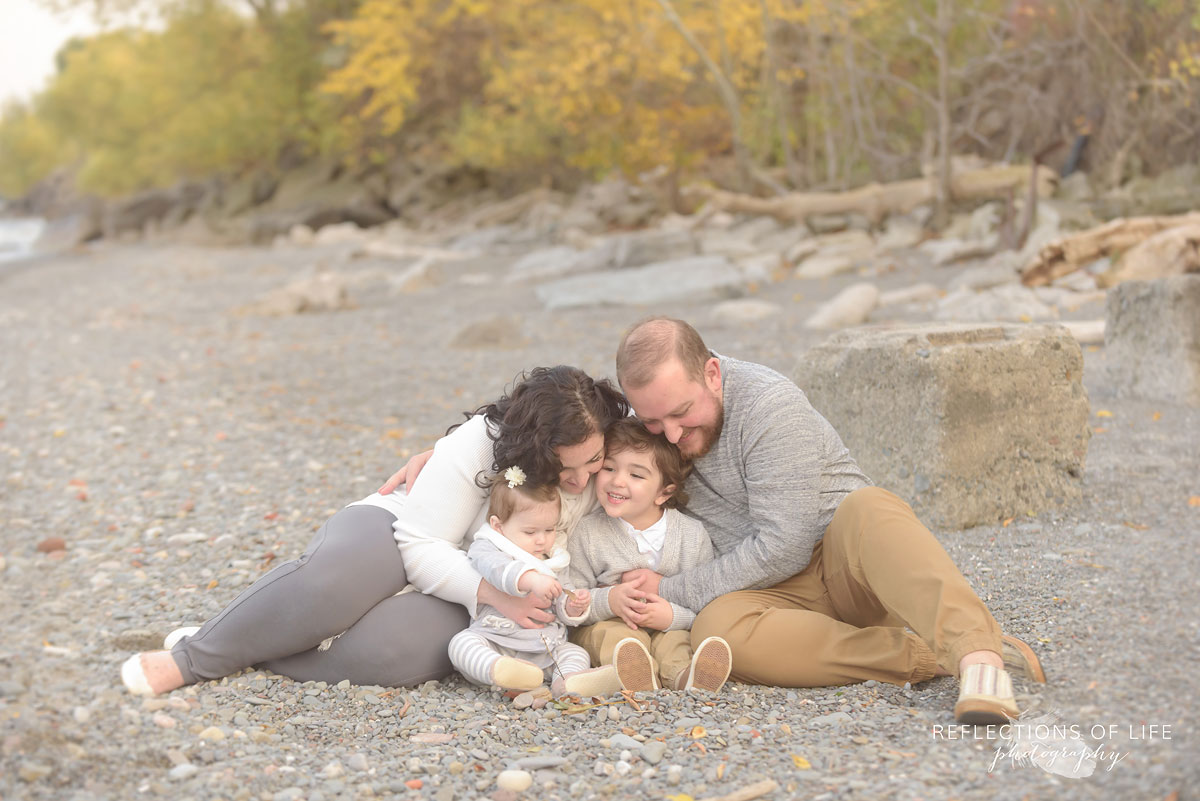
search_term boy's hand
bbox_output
[608,580,653,630]
[640,597,674,631]
[564,588,590,617]
[519,571,562,604]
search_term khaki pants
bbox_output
[571,620,693,687]
[691,487,1002,688]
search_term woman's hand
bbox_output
[479,580,554,629]
[378,449,435,494]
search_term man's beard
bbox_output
[684,401,725,460]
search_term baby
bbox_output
[567,418,732,693]
[447,466,602,694]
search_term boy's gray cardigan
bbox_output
[566,508,715,631]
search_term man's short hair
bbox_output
[616,317,710,390]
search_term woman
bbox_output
[122,366,629,694]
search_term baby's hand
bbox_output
[519,571,562,604]
[564,588,590,617]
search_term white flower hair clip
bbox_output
[503,466,526,489]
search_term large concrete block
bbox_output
[795,323,1091,529]
[1105,275,1200,405]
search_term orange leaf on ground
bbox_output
[1096,410,1113,417]
[206,580,219,589]
[792,754,812,769]
[405,780,422,790]
[1189,496,1200,507]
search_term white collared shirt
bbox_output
[618,513,668,570]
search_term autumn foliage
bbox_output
[1,0,1198,201]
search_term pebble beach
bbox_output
[1,235,1197,801]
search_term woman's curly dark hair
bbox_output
[451,366,629,490]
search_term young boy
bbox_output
[567,419,732,693]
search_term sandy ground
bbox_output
[0,238,1197,801]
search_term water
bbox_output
[0,217,46,264]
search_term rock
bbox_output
[450,316,528,350]
[348,753,369,771]
[711,299,781,324]
[19,762,52,782]
[496,769,533,792]
[168,763,199,781]
[1100,224,1200,288]
[105,188,178,238]
[153,713,177,729]
[935,284,1058,323]
[698,230,760,259]
[535,255,749,310]
[507,244,614,283]
[1105,275,1200,405]
[608,733,641,750]
[289,224,315,246]
[794,253,855,280]
[804,283,880,330]
[878,283,940,308]
[245,272,352,316]
[920,238,995,266]
[1057,171,1093,203]
[36,537,66,553]
[0,554,6,573]
[947,251,1023,291]
[640,741,668,765]
[313,222,369,246]
[795,230,876,278]
[877,217,925,251]
[1061,320,1105,345]
[795,323,1092,529]
[198,726,225,741]
[809,712,853,726]
[611,229,700,268]
[808,213,849,234]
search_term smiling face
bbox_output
[491,499,560,559]
[623,356,724,459]
[554,432,606,495]
[595,446,675,531]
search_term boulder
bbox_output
[795,323,1091,528]
[32,198,105,253]
[947,251,1023,292]
[878,283,941,308]
[535,255,747,310]
[1105,276,1200,405]
[804,283,880,329]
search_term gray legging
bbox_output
[170,505,470,687]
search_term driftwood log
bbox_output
[1020,212,1200,287]
[689,164,1057,227]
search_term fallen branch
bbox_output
[688,163,1056,227]
[698,779,780,801]
[1020,211,1200,286]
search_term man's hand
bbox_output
[640,597,674,631]
[620,568,663,598]
[564,588,590,617]
[479,580,554,629]
[518,571,563,604]
[378,449,434,495]
[607,580,656,630]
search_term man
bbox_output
[607,317,1045,724]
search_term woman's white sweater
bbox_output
[349,415,596,616]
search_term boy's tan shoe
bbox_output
[613,638,659,692]
[676,636,733,694]
[1001,634,1047,683]
[954,663,1019,725]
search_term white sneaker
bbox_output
[163,626,201,649]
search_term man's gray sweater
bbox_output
[659,356,871,612]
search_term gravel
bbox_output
[0,238,1197,801]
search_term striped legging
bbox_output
[448,630,591,686]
